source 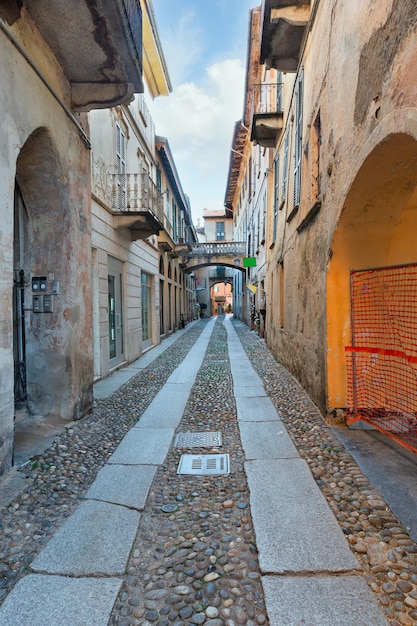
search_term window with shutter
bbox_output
[216,221,225,241]
[273,156,280,242]
[293,73,304,209]
[156,164,162,192]
[115,123,126,210]
[282,131,289,199]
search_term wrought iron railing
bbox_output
[110,172,164,224]
[251,83,283,116]
[190,242,246,257]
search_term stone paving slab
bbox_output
[136,386,190,428]
[32,500,140,575]
[85,463,157,510]
[93,370,135,399]
[93,324,197,400]
[230,365,263,380]
[167,353,206,385]
[262,575,389,626]
[167,367,200,387]
[245,458,360,573]
[0,574,122,626]
[108,427,174,464]
[233,385,267,398]
[231,373,264,388]
[239,421,299,459]
[235,395,281,420]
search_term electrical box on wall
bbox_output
[33,295,44,313]
[43,294,54,313]
[31,273,58,312]
[32,276,48,292]
[33,294,54,313]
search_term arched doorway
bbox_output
[12,126,93,464]
[327,132,417,446]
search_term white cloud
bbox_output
[159,10,204,87]
[148,57,246,220]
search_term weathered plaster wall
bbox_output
[266,0,417,412]
[91,195,160,379]
[0,15,93,474]
[90,106,160,379]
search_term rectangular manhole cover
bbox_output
[174,431,222,448]
[177,454,230,475]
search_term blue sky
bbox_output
[147,0,256,225]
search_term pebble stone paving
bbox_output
[1,318,417,625]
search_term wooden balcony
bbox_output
[2,0,144,110]
[250,83,284,148]
[111,172,164,240]
[260,0,311,72]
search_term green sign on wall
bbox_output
[243,257,257,268]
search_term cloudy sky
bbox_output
[147,0,255,225]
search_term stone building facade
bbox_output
[230,0,417,427]
[0,0,185,477]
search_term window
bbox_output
[115,122,126,210]
[156,164,162,192]
[141,272,152,345]
[165,188,170,221]
[293,72,304,208]
[273,156,280,241]
[216,221,225,241]
[172,200,178,240]
[276,71,283,111]
[282,131,289,199]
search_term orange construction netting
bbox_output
[345,263,417,453]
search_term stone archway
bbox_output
[13,126,93,451]
[326,132,417,413]
[16,128,72,419]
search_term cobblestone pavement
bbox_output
[1,317,417,625]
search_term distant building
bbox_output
[202,208,233,243]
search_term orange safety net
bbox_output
[345,263,417,453]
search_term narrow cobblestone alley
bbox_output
[1,318,417,625]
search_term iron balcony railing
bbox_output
[251,83,284,117]
[111,171,164,224]
[190,242,246,257]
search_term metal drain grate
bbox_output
[174,431,222,448]
[177,454,230,475]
